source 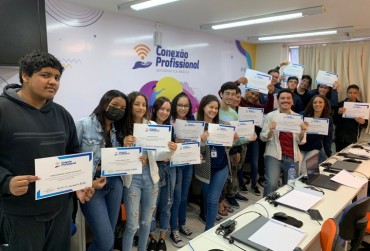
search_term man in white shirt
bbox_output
[260,89,307,196]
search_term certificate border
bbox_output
[170,142,200,167]
[101,147,142,177]
[35,152,93,200]
[206,124,235,146]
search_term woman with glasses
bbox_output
[169,92,195,248]
[75,90,127,251]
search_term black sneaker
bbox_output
[179,225,194,239]
[198,214,206,225]
[251,185,261,196]
[226,196,240,209]
[235,193,249,202]
[147,239,157,251]
[157,238,167,251]
[216,214,223,221]
[239,183,248,193]
[170,230,185,248]
[258,177,266,187]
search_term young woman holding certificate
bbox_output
[121,92,176,251]
[169,92,196,247]
[75,90,127,251]
[148,97,177,251]
[194,94,234,231]
[299,95,333,175]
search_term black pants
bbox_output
[1,198,73,251]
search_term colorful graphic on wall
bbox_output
[132,44,152,69]
[139,77,199,113]
[46,0,103,27]
[236,40,256,70]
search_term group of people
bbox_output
[0,51,368,251]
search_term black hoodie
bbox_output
[0,84,79,215]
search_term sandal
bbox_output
[218,209,228,216]
[221,199,234,213]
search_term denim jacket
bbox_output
[75,114,121,177]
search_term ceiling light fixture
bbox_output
[200,6,324,30]
[259,30,337,41]
[117,0,179,11]
[252,27,354,41]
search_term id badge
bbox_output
[211,147,217,158]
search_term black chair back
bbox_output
[339,197,370,250]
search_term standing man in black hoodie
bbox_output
[333,84,368,152]
[0,51,94,251]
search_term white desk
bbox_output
[180,146,370,251]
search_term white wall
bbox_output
[0,0,251,120]
[255,43,289,73]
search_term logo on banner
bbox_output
[132,44,152,69]
[155,46,200,70]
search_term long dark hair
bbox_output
[304,94,332,118]
[171,92,193,120]
[151,96,171,125]
[317,84,333,100]
[92,90,128,145]
[196,94,220,124]
[123,91,149,136]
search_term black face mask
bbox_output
[106,106,125,121]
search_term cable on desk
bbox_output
[231,210,262,221]
[253,202,270,218]
[286,184,295,191]
[305,211,321,226]
[304,185,325,195]
[188,242,195,251]
[215,230,247,251]
[352,170,369,180]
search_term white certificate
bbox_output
[206,123,235,147]
[35,152,93,200]
[238,107,264,127]
[282,63,304,80]
[133,124,172,151]
[173,119,205,142]
[343,102,370,119]
[244,69,272,94]
[304,117,329,135]
[101,147,142,176]
[275,113,303,134]
[229,120,255,139]
[315,70,338,87]
[170,142,201,167]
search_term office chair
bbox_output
[338,197,370,251]
[358,212,370,250]
[320,218,338,251]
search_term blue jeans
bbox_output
[263,155,298,197]
[81,176,123,251]
[201,166,229,230]
[150,162,176,233]
[246,140,259,186]
[170,165,193,230]
[122,167,159,251]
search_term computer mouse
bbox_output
[273,212,288,220]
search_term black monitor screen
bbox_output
[0,0,48,66]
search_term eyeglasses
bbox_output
[177,104,190,109]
